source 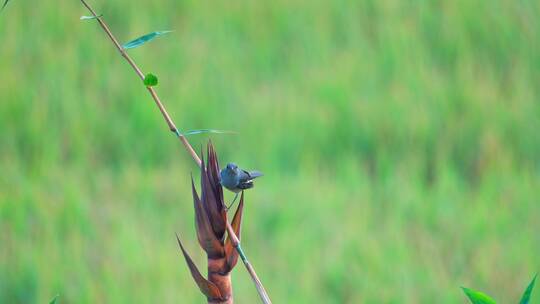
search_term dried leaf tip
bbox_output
[176,234,223,300]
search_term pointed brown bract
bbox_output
[176,234,223,300]
[192,177,224,258]
[200,151,227,241]
[225,193,244,271]
[178,142,244,303]
[207,143,224,205]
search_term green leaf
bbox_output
[183,129,236,136]
[519,274,537,304]
[122,31,172,50]
[80,14,102,20]
[143,74,158,87]
[49,294,59,304]
[1,0,10,11]
[461,287,497,304]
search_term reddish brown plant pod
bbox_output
[177,143,244,304]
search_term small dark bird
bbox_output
[220,163,263,209]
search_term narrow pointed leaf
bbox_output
[225,192,244,270]
[461,287,497,304]
[192,177,223,257]
[49,294,59,304]
[520,274,537,304]
[184,129,236,136]
[176,234,222,299]
[143,73,158,87]
[80,14,102,20]
[122,30,172,50]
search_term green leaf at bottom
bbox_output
[461,287,496,304]
[49,294,59,304]
[519,274,537,304]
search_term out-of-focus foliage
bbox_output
[1,0,10,11]
[48,294,58,304]
[0,0,539,303]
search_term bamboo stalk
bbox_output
[79,1,271,303]
[79,0,201,168]
[225,224,272,304]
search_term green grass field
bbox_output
[1,0,539,302]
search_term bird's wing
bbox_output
[238,170,252,182]
[246,170,263,179]
[237,181,254,190]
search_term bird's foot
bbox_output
[225,193,239,211]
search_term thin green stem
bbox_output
[225,225,271,304]
[79,0,201,167]
[237,245,247,263]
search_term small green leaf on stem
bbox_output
[80,14,102,20]
[122,31,172,50]
[143,74,158,87]
[184,129,237,136]
[519,274,537,304]
[461,287,497,304]
[49,294,59,304]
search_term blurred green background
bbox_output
[1,0,540,303]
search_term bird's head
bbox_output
[226,163,238,172]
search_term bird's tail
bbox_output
[248,171,263,179]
